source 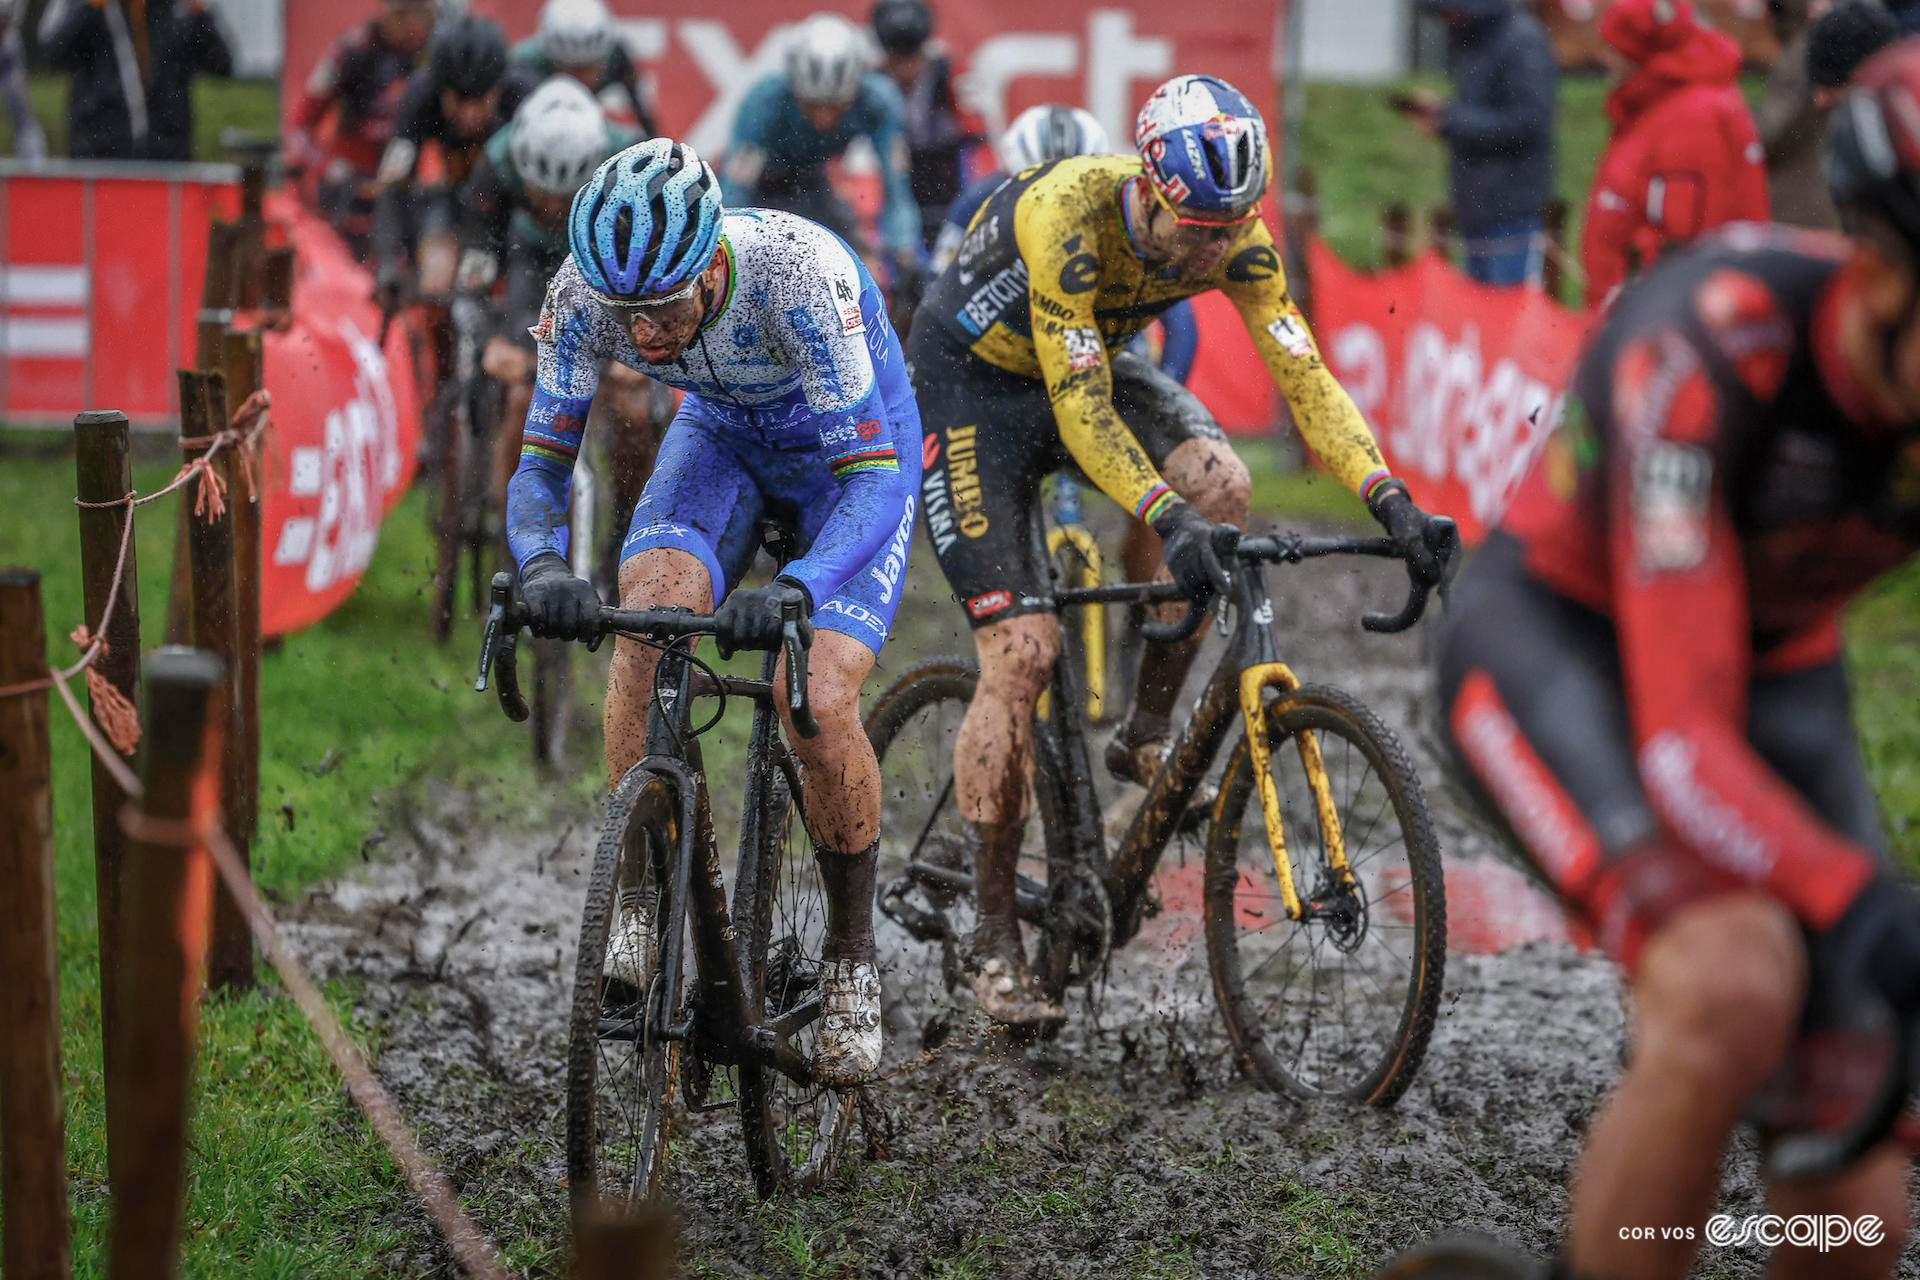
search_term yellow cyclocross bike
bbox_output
[868,522,1455,1104]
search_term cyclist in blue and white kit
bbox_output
[504,139,921,1085]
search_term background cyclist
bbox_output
[286,0,437,260]
[1435,42,1920,1280]
[371,14,522,316]
[908,74,1451,1026]
[507,0,658,137]
[722,12,922,296]
[503,140,923,1087]
[457,75,657,571]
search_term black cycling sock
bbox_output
[814,839,878,965]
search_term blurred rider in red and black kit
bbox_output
[285,0,438,261]
[1436,38,1920,1280]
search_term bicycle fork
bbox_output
[1236,658,1351,923]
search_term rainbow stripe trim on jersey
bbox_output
[831,447,900,480]
[522,438,579,465]
[1359,468,1395,503]
[1136,483,1177,526]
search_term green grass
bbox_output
[3,73,279,162]
[1843,557,1920,871]
[0,434,539,1275]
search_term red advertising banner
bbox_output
[1307,239,1590,541]
[284,1,1281,164]
[259,193,420,637]
[0,163,239,423]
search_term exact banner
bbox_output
[260,194,420,637]
[284,0,1281,165]
[1307,239,1590,542]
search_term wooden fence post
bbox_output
[570,1202,679,1280]
[170,220,243,645]
[73,408,143,1195]
[179,372,252,993]
[1381,202,1412,268]
[263,247,295,329]
[0,567,73,1280]
[107,646,224,1280]
[1542,197,1570,302]
[220,332,262,863]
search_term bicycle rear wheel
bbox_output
[734,766,856,1196]
[566,767,680,1217]
[1203,684,1445,1106]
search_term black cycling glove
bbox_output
[519,553,600,641]
[714,577,813,660]
[1368,483,1449,586]
[1151,502,1234,602]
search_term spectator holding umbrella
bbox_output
[38,0,233,162]
[1579,0,1768,309]
[1396,0,1558,286]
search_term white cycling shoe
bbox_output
[811,959,883,1088]
[605,896,656,995]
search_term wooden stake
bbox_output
[220,332,263,852]
[0,567,73,1280]
[72,408,142,1197]
[107,646,224,1280]
[179,372,252,993]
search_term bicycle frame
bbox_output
[628,640,819,1088]
[1046,559,1356,948]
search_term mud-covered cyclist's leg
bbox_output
[1569,895,1806,1279]
[1107,353,1250,770]
[954,614,1068,1022]
[605,547,714,786]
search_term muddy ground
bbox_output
[284,532,1856,1280]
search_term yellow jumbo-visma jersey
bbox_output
[920,154,1391,522]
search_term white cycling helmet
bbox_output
[786,13,867,106]
[539,0,616,68]
[999,104,1110,174]
[511,76,612,197]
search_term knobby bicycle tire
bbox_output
[1203,684,1446,1107]
[565,766,680,1219]
[734,766,856,1196]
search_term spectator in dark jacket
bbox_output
[1400,0,1558,285]
[38,0,232,162]
[1759,2,1897,230]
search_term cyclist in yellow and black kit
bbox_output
[908,73,1451,1025]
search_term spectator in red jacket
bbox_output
[1579,0,1769,309]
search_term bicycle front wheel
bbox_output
[566,768,680,1217]
[1203,684,1445,1106]
[735,767,856,1196]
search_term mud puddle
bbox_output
[284,543,1802,1278]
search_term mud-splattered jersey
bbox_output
[506,207,916,608]
[915,154,1391,523]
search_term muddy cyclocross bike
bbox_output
[475,523,858,1217]
[868,521,1454,1104]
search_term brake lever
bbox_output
[780,607,820,740]
[476,572,512,692]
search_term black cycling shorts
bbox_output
[906,322,1226,627]
[1433,532,1887,931]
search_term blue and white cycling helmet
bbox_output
[1133,74,1271,221]
[568,138,724,301]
